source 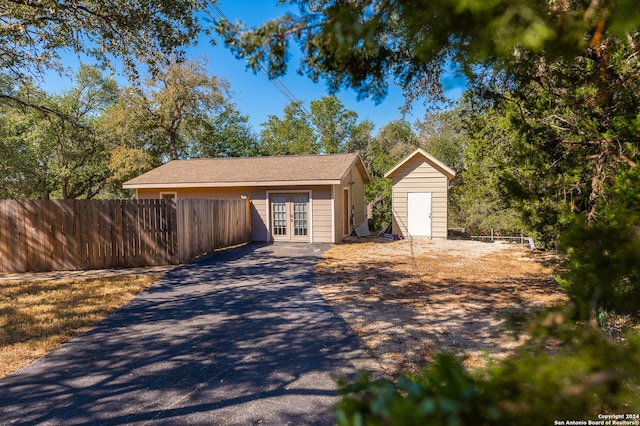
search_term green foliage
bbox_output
[310,96,360,154]
[484,328,640,425]
[336,354,493,426]
[450,102,527,236]
[103,60,228,165]
[0,0,208,84]
[453,25,640,246]
[336,321,640,425]
[0,65,117,199]
[361,120,419,230]
[416,109,467,174]
[559,166,640,319]
[259,101,317,155]
[44,66,117,199]
[191,103,259,158]
[415,107,476,232]
[0,61,262,200]
[105,146,153,198]
[0,105,44,199]
[259,96,370,156]
[216,0,639,106]
[463,30,639,247]
[217,0,639,250]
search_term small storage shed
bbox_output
[384,148,456,238]
[123,153,371,243]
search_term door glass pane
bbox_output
[272,195,287,236]
[293,194,308,236]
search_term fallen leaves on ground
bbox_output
[316,238,568,374]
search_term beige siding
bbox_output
[333,184,347,240]
[350,167,367,229]
[309,187,333,243]
[137,185,336,243]
[390,156,449,238]
[333,166,368,242]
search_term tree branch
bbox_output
[0,94,72,121]
[281,18,336,38]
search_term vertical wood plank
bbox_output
[15,200,27,272]
[79,200,87,270]
[127,199,135,267]
[65,200,78,270]
[73,200,80,270]
[43,200,54,271]
[51,201,62,271]
[159,199,166,264]
[0,198,252,272]
[0,201,8,272]
[167,199,176,264]
[153,199,159,263]
[99,200,108,269]
[130,199,138,267]
[177,199,187,263]
[88,200,97,269]
[146,199,153,265]
[115,200,123,267]
[23,200,35,272]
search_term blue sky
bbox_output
[43,1,465,134]
[200,1,465,133]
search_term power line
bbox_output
[208,2,349,152]
[209,2,311,115]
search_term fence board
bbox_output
[40,200,54,272]
[0,198,250,273]
[87,200,97,269]
[24,201,37,272]
[0,202,6,269]
[11,201,22,271]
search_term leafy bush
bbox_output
[335,318,640,426]
[558,166,640,319]
[336,354,497,426]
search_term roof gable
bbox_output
[384,148,456,179]
[123,152,371,189]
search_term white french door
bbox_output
[270,193,310,241]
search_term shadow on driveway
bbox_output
[0,243,377,425]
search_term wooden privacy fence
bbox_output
[0,199,251,273]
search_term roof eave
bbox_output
[384,148,456,179]
[339,153,372,184]
[357,156,373,184]
[122,179,342,189]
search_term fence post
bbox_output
[491,228,494,242]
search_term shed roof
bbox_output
[123,152,371,189]
[384,148,456,179]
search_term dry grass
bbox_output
[316,238,568,375]
[0,274,161,378]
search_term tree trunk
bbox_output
[169,131,180,160]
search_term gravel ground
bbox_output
[315,238,568,374]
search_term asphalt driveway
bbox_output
[0,243,377,425]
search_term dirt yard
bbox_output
[315,238,568,375]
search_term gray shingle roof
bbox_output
[123,153,370,188]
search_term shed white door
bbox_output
[407,192,432,237]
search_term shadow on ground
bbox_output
[0,243,375,425]
[316,241,567,372]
